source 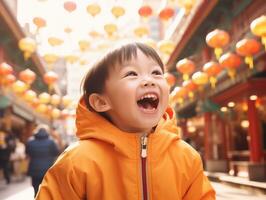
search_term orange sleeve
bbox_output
[183,153,216,200]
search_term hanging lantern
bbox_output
[164,72,176,87]
[51,94,61,106]
[138,5,153,19]
[62,95,71,107]
[178,0,196,15]
[43,53,59,69]
[157,40,175,55]
[61,109,70,119]
[191,71,209,89]
[2,74,16,87]
[86,3,101,17]
[39,92,51,104]
[159,7,175,21]
[12,80,27,94]
[203,61,222,88]
[104,23,118,37]
[141,38,156,49]
[206,29,230,60]
[43,71,58,92]
[36,104,48,114]
[31,97,40,109]
[63,1,77,13]
[236,38,261,69]
[32,17,46,31]
[111,5,125,19]
[19,68,36,86]
[64,27,72,34]
[51,108,61,119]
[182,80,198,99]
[78,40,90,52]
[134,26,149,38]
[18,37,37,60]
[176,58,196,81]
[250,15,266,50]
[0,63,13,85]
[219,52,242,79]
[170,86,187,105]
[24,90,37,102]
[48,37,64,47]
[65,55,79,64]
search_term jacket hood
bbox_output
[35,128,49,139]
[75,98,180,159]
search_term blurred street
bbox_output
[1,178,266,200]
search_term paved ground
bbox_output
[0,177,266,200]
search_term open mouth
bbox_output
[137,93,159,111]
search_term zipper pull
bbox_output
[141,136,148,158]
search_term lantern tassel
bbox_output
[245,56,254,69]
[188,91,194,99]
[227,69,236,80]
[209,76,217,88]
[214,48,223,60]
[183,74,189,81]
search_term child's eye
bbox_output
[124,71,137,77]
[152,70,163,75]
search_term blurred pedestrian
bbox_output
[26,124,59,197]
[0,127,16,184]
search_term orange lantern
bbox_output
[191,71,209,90]
[250,15,266,50]
[141,38,156,49]
[12,80,27,94]
[18,37,37,60]
[65,55,79,64]
[176,58,196,81]
[159,7,175,21]
[203,61,222,88]
[43,53,59,69]
[138,5,153,19]
[43,71,58,92]
[178,0,196,15]
[61,109,69,119]
[64,27,72,34]
[134,26,149,38]
[51,108,61,119]
[39,92,51,104]
[236,38,261,69]
[63,1,77,13]
[164,72,176,87]
[2,74,16,86]
[111,5,125,19]
[170,86,187,104]
[104,23,117,37]
[62,95,71,107]
[19,68,36,86]
[206,29,230,59]
[36,104,48,114]
[31,97,40,109]
[86,3,101,17]
[33,17,46,31]
[78,40,90,52]
[0,63,13,85]
[24,90,37,102]
[182,80,198,99]
[219,52,242,79]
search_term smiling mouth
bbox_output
[137,93,159,111]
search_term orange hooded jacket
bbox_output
[36,99,215,200]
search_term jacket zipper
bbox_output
[141,136,148,200]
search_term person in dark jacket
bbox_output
[26,124,59,197]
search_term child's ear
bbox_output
[88,93,111,112]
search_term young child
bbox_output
[36,42,215,199]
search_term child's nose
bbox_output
[141,77,155,87]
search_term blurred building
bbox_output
[167,0,266,182]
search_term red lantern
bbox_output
[64,1,77,13]
[2,74,16,86]
[219,53,242,79]
[164,73,176,87]
[236,38,261,69]
[138,5,153,18]
[43,71,58,92]
[203,61,222,88]
[19,68,36,86]
[182,80,198,99]
[159,7,174,21]
[0,62,13,76]
[33,17,46,30]
[176,58,196,81]
[206,29,230,59]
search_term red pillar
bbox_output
[204,112,212,160]
[219,116,228,160]
[247,99,262,163]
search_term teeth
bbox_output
[139,93,158,100]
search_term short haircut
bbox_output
[82,42,165,111]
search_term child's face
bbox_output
[103,49,170,133]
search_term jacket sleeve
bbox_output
[35,153,85,200]
[183,153,216,200]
